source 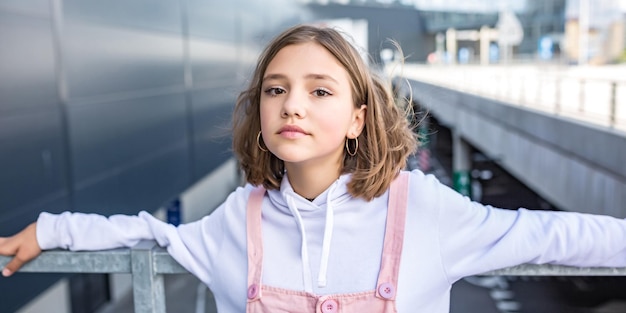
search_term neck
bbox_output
[285,161,341,200]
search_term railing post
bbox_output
[131,240,166,313]
[554,77,560,114]
[609,81,617,128]
[519,74,526,106]
[536,74,542,107]
[579,79,585,112]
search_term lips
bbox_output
[278,125,307,134]
[277,125,308,139]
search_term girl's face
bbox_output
[260,42,366,172]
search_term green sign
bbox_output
[453,170,471,197]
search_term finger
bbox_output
[1,224,41,277]
[2,256,25,277]
[0,237,13,276]
[2,265,14,277]
[2,252,23,277]
[2,245,39,277]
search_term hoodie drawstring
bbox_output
[317,183,337,288]
[286,196,314,292]
[284,181,338,292]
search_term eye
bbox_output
[313,88,332,97]
[264,87,285,97]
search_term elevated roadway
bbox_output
[393,63,626,217]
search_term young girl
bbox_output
[2,24,626,313]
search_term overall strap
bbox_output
[246,186,266,302]
[376,171,410,300]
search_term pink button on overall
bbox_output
[247,284,259,299]
[245,172,410,313]
[378,282,395,299]
[320,299,338,313]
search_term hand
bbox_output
[0,222,42,277]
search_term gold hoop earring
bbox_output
[257,131,268,152]
[345,137,358,157]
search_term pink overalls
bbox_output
[245,172,409,313]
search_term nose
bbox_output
[280,90,306,118]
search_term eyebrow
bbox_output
[262,73,339,84]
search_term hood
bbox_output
[265,173,354,292]
[266,173,353,214]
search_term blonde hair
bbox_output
[232,24,418,201]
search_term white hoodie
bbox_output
[36,169,626,312]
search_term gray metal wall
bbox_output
[0,0,311,311]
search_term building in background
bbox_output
[305,0,571,63]
[564,0,626,64]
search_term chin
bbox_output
[275,153,306,163]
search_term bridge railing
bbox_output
[0,240,187,313]
[392,63,626,133]
[3,243,626,312]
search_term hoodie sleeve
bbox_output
[35,187,248,286]
[36,211,156,251]
[429,176,626,283]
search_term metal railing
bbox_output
[3,242,626,312]
[0,240,187,313]
[392,63,626,132]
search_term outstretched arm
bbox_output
[0,222,41,277]
[0,207,230,287]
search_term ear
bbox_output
[348,104,367,138]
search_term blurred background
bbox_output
[0,0,625,312]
